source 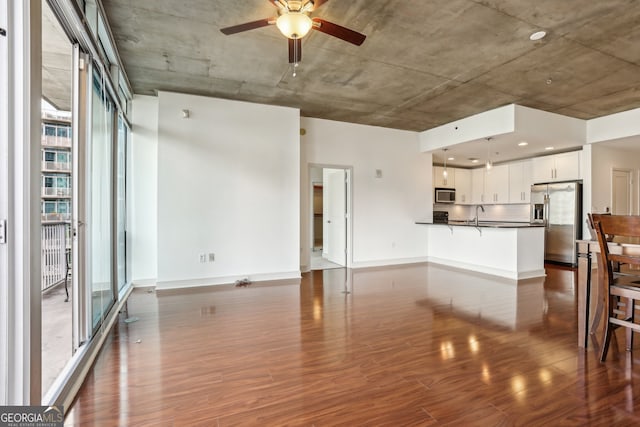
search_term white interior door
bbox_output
[326,169,346,266]
[612,169,631,215]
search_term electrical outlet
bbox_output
[208,253,215,262]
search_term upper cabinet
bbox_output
[470,168,485,204]
[433,166,455,188]
[508,160,532,203]
[454,168,471,204]
[532,151,580,183]
[484,164,509,204]
[432,151,579,205]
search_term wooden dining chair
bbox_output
[590,214,640,362]
[585,213,616,336]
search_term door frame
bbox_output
[308,164,353,269]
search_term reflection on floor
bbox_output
[42,283,116,399]
[310,248,342,270]
[66,263,640,425]
[41,282,71,397]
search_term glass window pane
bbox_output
[117,116,127,291]
[44,151,55,161]
[57,152,68,162]
[56,176,68,188]
[45,125,56,136]
[91,69,114,329]
[44,202,55,213]
[44,176,54,187]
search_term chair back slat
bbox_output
[589,214,640,283]
[591,214,640,239]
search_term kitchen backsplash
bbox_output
[434,203,530,222]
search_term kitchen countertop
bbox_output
[416,220,545,228]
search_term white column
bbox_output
[0,0,42,405]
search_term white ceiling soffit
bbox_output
[421,104,587,167]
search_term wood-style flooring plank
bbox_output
[65,263,640,425]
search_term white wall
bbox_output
[301,117,432,269]
[156,92,300,288]
[590,143,640,215]
[130,95,158,285]
[587,107,640,144]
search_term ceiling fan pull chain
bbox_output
[293,39,299,77]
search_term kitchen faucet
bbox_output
[474,205,485,226]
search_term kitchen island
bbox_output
[416,221,545,280]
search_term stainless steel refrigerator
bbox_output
[530,182,582,265]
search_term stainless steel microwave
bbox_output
[435,187,456,204]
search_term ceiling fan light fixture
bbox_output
[276,12,313,39]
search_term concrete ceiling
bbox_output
[98,0,640,132]
[42,2,73,111]
[43,0,640,164]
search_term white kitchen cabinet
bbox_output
[509,160,532,203]
[532,151,580,183]
[433,166,455,188]
[554,151,581,181]
[484,164,509,204]
[454,168,471,204]
[471,168,485,204]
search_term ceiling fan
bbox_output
[220,0,366,65]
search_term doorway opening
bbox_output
[41,1,74,399]
[611,168,633,215]
[309,166,351,270]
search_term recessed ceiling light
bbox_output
[545,146,554,151]
[529,30,547,41]
[448,157,455,161]
[518,141,528,147]
[470,158,479,163]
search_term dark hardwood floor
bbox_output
[65,263,640,426]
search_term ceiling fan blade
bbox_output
[288,38,302,63]
[309,0,330,10]
[311,18,366,46]
[220,18,273,35]
[268,0,287,9]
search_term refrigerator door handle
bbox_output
[544,194,550,229]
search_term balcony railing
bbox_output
[42,187,71,197]
[42,161,71,172]
[42,223,69,292]
[41,135,72,148]
[42,212,71,222]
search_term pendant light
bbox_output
[442,149,449,185]
[485,138,493,170]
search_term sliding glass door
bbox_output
[90,70,114,329]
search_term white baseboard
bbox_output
[132,278,156,288]
[155,270,302,290]
[351,257,429,269]
[427,256,546,280]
